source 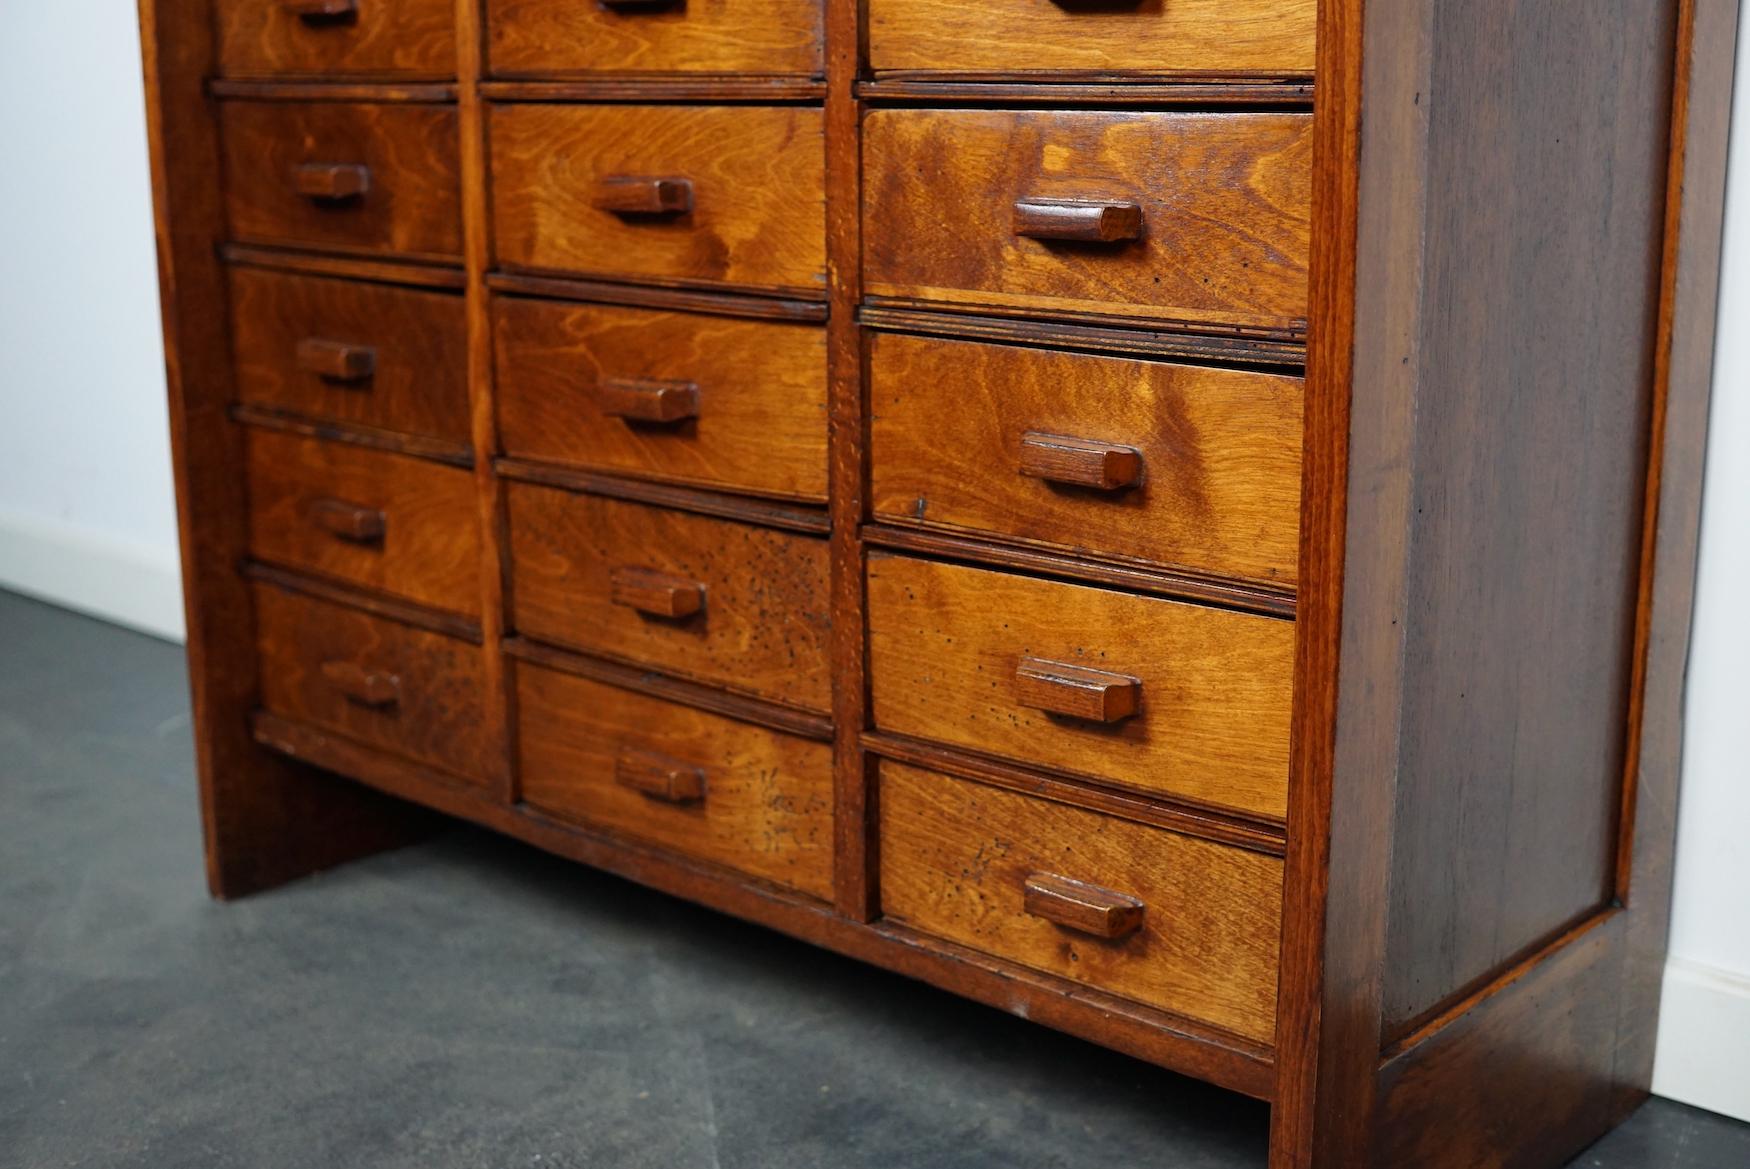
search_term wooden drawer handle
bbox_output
[309,497,386,545]
[595,175,694,216]
[599,0,683,8]
[296,338,376,383]
[319,660,400,709]
[284,0,359,19]
[610,566,705,619]
[615,748,707,805]
[1023,872,1145,940]
[1018,431,1141,491]
[600,377,700,424]
[1013,198,1143,243]
[1015,657,1140,723]
[295,162,370,201]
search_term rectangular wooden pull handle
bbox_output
[600,378,700,424]
[1013,198,1143,243]
[309,497,386,545]
[1023,872,1145,940]
[296,338,376,383]
[1018,431,1141,491]
[595,175,694,215]
[599,0,683,8]
[1015,657,1141,723]
[610,566,704,619]
[319,660,400,708]
[284,0,360,18]
[295,162,370,201]
[615,748,707,805]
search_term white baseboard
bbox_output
[0,506,185,643]
[1654,956,1750,1122]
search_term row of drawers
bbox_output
[221,100,1312,333]
[217,0,1316,78]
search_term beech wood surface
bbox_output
[487,0,824,76]
[214,0,456,78]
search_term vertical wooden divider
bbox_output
[826,0,874,920]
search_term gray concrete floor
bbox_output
[2,587,1745,1169]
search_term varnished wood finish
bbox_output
[866,554,1294,821]
[517,665,834,899]
[219,99,462,261]
[505,483,832,713]
[486,0,824,77]
[214,0,456,78]
[870,332,1303,585]
[863,109,1312,333]
[493,296,829,502]
[880,761,1283,1043]
[490,104,826,295]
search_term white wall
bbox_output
[0,0,1745,1126]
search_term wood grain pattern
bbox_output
[491,104,826,295]
[879,761,1283,1043]
[869,332,1303,586]
[254,580,492,782]
[246,428,481,615]
[493,296,828,502]
[868,0,1314,75]
[517,664,833,899]
[486,0,824,76]
[506,483,832,713]
[228,265,470,443]
[214,0,456,78]
[863,109,1311,333]
[220,99,462,261]
[866,554,1293,821]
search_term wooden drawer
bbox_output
[506,484,831,712]
[879,762,1282,1043]
[863,109,1312,333]
[220,100,462,262]
[867,555,1292,821]
[495,297,827,502]
[215,0,456,79]
[229,266,470,445]
[254,582,491,783]
[870,333,1303,586]
[245,429,480,616]
[517,666,833,898]
[487,0,823,76]
[490,104,826,295]
[868,0,1314,76]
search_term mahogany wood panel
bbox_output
[493,296,828,502]
[869,332,1303,586]
[867,0,1315,76]
[219,99,462,261]
[490,104,826,295]
[866,553,1293,821]
[516,664,833,899]
[228,265,470,443]
[863,109,1312,333]
[245,428,481,615]
[486,0,824,77]
[505,483,832,713]
[255,580,492,783]
[214,0,456,79]
[879,761,1283,1043]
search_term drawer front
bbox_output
[246,429,481,616]
[879,762,1282,1043]
[487,0,823,76]
[220,100,462,261]
[868,0,1314,76]
[506,484,831,712]
[863,109,1311,332]
[230,266,470,444]
[867,555,1292,820]
[495,298,828,502]
[215,0,456,79]
[869,333,1303,585]
[517,666,833,898]
[254,582,491,782]
[490,104,826,294]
